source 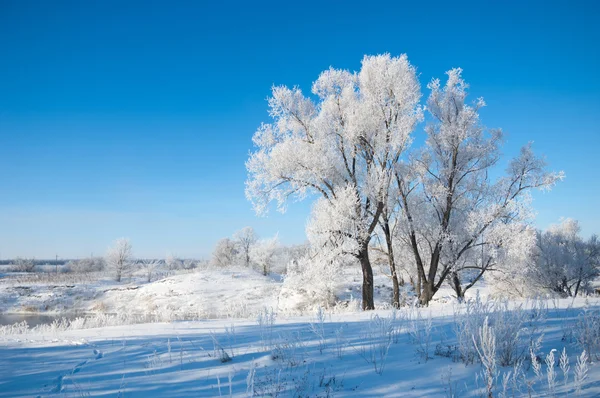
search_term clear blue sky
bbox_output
[0,0,598,259]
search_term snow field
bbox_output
[1,297,599,397]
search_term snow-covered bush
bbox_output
[359,313,398,374]
[409,308,433,361]
[278,255,340,313]
[257,307,276,351]
[11,257,36,272]
[574,306,600,361]
[452,295,546,368]
[64,257,105,273]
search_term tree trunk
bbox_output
[382,219,401,308]
[392,274,400,308]
[451,271,465,302]
[358,246,375,310]
[419,282,434,306]
[574,278,582,297]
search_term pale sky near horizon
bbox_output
[0,0,599,259]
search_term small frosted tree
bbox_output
[166,253,183,270]
[250,236,279,276]
[12,257,36,273]
[141,259,160,282]
[211,238,238,267]
[530,219,599,297]
[234,227,258,267]
[65,257,105,273]
[106,238,133,282]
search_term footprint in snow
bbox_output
[72,360,88,374]
[93,349,103,359]
[49,375,64,393]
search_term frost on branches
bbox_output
[106,237,133,282]
[247,54,563,309]
[250,236,280,276]
[393,69,563,304]
[246,54,422,310]
[496,219,600,297]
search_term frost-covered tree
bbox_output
[65,257,105,273]
[250,236,279,276]
[246,54,422,310]
[140,259,160,283]
[529,219,599,297]
[233,227,258,267]
[12,257,36,273]
[165,253,183,270]
[395,69,563,304]
[211,238,238,267]
[106,238,133,282]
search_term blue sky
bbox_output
[0,0,598,259]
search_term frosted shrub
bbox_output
[0,320,29,335]
[574,350,589,396]
[545,349,557,397]
[473,317,497,398]
[308,306,328,354]
[453,297,543,367]
[498,347,591,397]
[257,307,276,351]
[574,307,600,361]
[409,309,433,361]
[271,331,305,367]
[358,313,397,374]
[278,255,339,313]
[334,325,347,359]
[559,347,570,388]
[210,332,232,363]
[64,257,106,273]
[11,257,36,272]
[492,302,529,367]
[453,294,494,364]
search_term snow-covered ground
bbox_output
[2,267,600,396]
[0,267,281,319]
[1,297,600,397]
[0,266,411,320]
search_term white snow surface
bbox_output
[1,267,600,397]
[1,297,600,397]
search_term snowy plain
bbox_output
[0,266,599,397]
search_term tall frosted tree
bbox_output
[246,54,422,310]
[395,69,563,305]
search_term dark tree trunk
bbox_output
[574,279,582,297]
[451,271,465,302]
[358,246,375,310]
[392,273,400,308]
[382,218,401,308]
[420,283,434,306]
